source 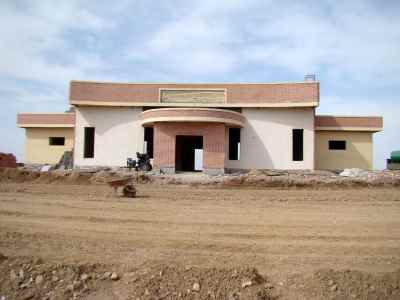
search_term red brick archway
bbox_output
[153,122,225,174]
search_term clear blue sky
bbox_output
[1,0,399,169]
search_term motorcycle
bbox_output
[127,152,152,171]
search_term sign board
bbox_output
[160,89,225,104]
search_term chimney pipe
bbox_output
[304,74,316,82]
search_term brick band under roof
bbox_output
[315,116,383,131]
[69,81,319,107]
[17,113,75,128]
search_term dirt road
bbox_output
[1,183,400,299]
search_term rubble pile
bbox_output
[123,264,275,299]
[0,254,276,300]
[1,166,400,188]
[0,153,17,168]
[0,255,117,300]
[291,268,400,300]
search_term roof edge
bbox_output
[315,115,383,132]
[17,112,75,115]
[70,100,319,108]
[70,79,320,85]
[17,123,75,128]
[315,126,383,132]
[316,114,382,118]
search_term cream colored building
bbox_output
[314,116,382,170]
[17,80,383,172]
[17,113,75,164]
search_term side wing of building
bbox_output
[17,113,75,164]
[315,116,383,170]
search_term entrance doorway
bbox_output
[175,135,203,172]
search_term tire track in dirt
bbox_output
[1,183,400,279]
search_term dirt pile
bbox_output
[0,168,150,185]
[0,255,276,300]
[122,264,275,300]
[2,254,400,300]
[146,169,400,188]
[287,268,400,300]
[0,254,112,300]
[0,168,93,185]
[1,167,400,188]
[222,169,400,188]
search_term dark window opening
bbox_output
[329,140,346,150]
[229,128,241,160]
[144,127,154,158]
[84,127,95,158]
[49,137,65,146]
[292,129,303,161]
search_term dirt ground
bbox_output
[1,182,400,299]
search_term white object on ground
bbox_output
[339,168,367,177]
[40,165,51,172]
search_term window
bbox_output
[49,137,65,146]
[229,128,241,160]
[329,140,346,150]
[84,127,95,158]
[292,129,303,161]
[144,127,154,158]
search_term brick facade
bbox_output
[315,115,383,129]
[70,81,319,106]
[153,122,226,173]
[17,113,75,127]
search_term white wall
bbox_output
[225,108,315,170]
[74,107,144,167]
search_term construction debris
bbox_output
[56,151,73,170]
[0,153,17,168]
[122,184,136,198]
[1,167,400,188]
[339,168,368,177]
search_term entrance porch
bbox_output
[141,108,245,175]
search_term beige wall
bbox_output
[315,131,373,170]
[74,106,144,167]
[225,108,315,170]
[24,128,74,164]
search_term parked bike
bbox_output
[127,152,152,171]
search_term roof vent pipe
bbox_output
[304,74,316,82]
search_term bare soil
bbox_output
[1,182,400,299]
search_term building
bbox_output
[17,79,383,173]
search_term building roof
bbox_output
[69,80,319,108]
[17,113,75,128]
[315,115,383,132]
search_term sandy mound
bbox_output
[0,255,110,300]
[0,168,145,185]
[0,255,276,300]
[123,264,274,299]
[1,167,400,188]
[1,254,400,299]
[288,268,400,300]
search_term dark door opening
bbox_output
[175,135,203,172]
